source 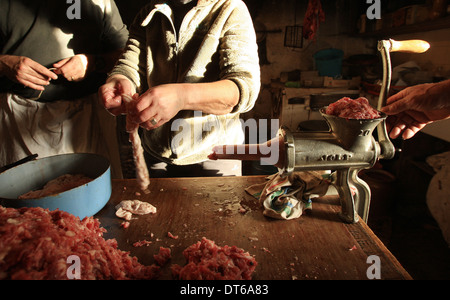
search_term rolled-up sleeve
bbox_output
[108,6,150,92]
[219,1,260,114]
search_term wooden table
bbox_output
[95,176,412,280]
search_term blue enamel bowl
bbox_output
[0,153,111,219]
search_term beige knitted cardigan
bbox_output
[110,0,260,165]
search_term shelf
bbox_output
[360,15,450,38]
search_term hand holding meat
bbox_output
[98,74,135,116]
[381,79,450,139]
[0,55,58,90]
[126,80,239,130]
[127,83,186,130]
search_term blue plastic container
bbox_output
[314,48,344,78]
[0,153,111,219]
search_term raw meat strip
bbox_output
[122,94,150,193]
[303,0,325,41]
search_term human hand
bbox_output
[382,82,450,139]
[0,55,58,90]
[98,74,135,116]
[128,84,186,130]
[53,54,89,82]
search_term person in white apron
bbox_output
[0,0,129,178]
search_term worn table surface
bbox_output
[95,176,412,280]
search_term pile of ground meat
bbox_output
[171,237,257,280]
[0,206,160,280]
[154,247,172,266]
[325,97,381,120]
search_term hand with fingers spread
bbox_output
[0,55,58,90]
[381,79,450,140]
[98,74,136,116]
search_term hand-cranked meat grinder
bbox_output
[212,39,430,223]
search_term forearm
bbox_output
[0,55,14,76]
[0,55,7,75]
[0,54,57,89]
[427,79,450,109]
[181,80,240,115]
[106,73,137,94]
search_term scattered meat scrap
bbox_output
[171,237,257,280]
[238,205,247,214]
[120,221,130,229]
[348,245,358,251]
[133,240,153,247]
[0,206,160,280]
[326,97,381,120]
[167,232,179,239]
[115,200,156,221]
[261,247,272,255]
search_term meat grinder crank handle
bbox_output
[377,39,430,110]
[376,39,430,159]
[389,39,430,54]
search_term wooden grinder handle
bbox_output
[389,39,430,53]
